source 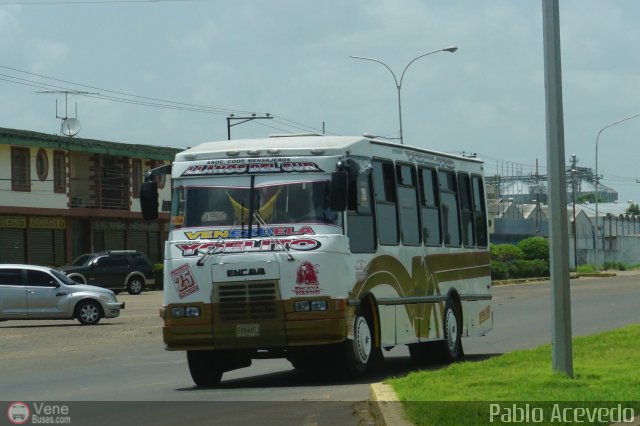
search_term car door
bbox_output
[25,269,70,318]
[92,254,129,289]
[0,268,27,318]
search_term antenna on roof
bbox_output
[37,89,96,137]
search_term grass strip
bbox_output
[388,324,640,425]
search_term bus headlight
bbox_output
[185,306,201,317]
[294,300,328,312]
[171,306,201,318]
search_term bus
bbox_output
[140,134,492,386]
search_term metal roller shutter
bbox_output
[30,229,54,266]
[127,230,148,253]
[0,228,26,263]
[104,230,126,251]
[54,229,66,266]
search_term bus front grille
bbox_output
[217,281,279,321]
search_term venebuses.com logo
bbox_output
[6,401,71,424]
[7,402,30,425]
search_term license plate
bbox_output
[236,324,260,337]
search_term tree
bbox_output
[625,202,640,216]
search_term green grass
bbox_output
[388,324,640,425]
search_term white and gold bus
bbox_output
[140,134,492,386]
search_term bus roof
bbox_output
[175,134,483,164]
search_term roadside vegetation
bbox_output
[388,324,640,425]
[490,236,549,280]
[491,237,640,280]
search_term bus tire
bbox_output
[441,297,464,362]
[187,350,223,387]
[343,311,374,378]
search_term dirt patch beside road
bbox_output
[0,291,165,367]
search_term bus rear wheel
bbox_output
[187,350,223,387]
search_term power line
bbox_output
[0,63,332,136]
[0,0,207,5]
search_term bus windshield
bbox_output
[171,179,341,229]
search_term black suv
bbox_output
[59,250,155,295]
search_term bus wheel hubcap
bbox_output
[354,316,371,364]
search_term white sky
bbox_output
[1,0,640,202]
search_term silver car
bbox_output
[0,264,124,325]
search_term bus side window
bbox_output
[438,170,461,246]
[347,171,376,252]
[373,160,399,245]
[458,173,475,247]
[472,175,488,247]
[396,163,420,246]
[419,167,442,245]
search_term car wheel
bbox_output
[126,276,144,295]
[71,276,85,284]
[76,300,102,325]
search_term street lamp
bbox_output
[350,46,458,145]
[594,111,640,271]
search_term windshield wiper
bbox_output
[253,212,294,261]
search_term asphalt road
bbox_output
[1,274,639,425]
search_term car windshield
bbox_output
[51,269,78,286]
[71,254,95,266]
[171,180,341,229]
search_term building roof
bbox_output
[0,126,181,160]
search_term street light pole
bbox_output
[594,111,640,271]
[350,46,457,145]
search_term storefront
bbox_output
[0,215,66,266]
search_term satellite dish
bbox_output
[61,118,81,137]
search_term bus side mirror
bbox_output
[140,180,159,220]
[330,171,348,211]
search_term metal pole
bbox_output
[594,111,640,271]
[349,46,457,145]
[542,0,573,377]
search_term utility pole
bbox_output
[542,0,573,377]
[226,113,273,140]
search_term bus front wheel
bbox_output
[343,311,380,377]
[187,350,223,387]
[441,297,464,362]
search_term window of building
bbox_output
[11,147,31,192]
[53,151,66,193]
[132,159,142,199]
[36,148,49,182]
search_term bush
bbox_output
[517,236,549,261]
[490,244,523,262]
[153,263,164,290]
[602,261,626,271]
[491,261,509,280]
[577,264,595,273]
[491,259,550,280]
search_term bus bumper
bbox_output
[160,303,347,351]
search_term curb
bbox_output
[369,383,412,426]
